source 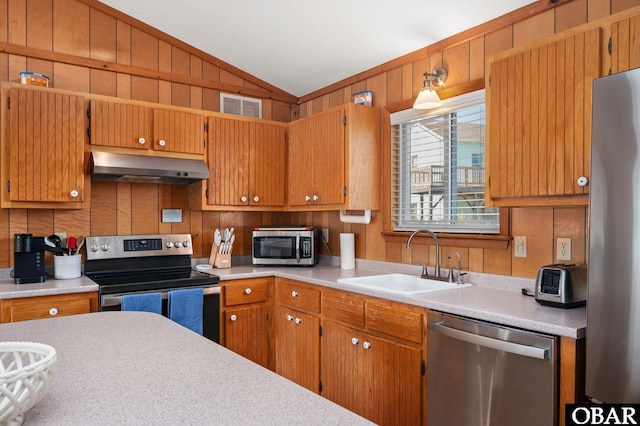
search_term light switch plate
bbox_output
[514,236,527,258]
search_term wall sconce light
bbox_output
[413,67,448,109]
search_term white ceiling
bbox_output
[98,0,536,97]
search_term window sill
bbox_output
[381,231,511,250]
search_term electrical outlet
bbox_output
[322,228,329,244]
[514,236,527,258]
[557,237,571,261]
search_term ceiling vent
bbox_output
[220,93,262,118]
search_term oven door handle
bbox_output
[102,286,220,308]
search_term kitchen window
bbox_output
[391,90,499,233]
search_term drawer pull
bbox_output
[49,307,58,316]
[295,317,302,325]
[245,288,252,295]
[291,291,298,298]
[287,315,294,322]
[230,314,237,322]
[351,337,359,345]
[363,341,372,350]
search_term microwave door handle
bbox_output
[296,234,301,263]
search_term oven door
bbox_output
[101,286,220,344]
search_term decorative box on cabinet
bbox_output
[1,83,88,208]
[287,103,381,211]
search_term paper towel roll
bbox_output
[340,233,355,270]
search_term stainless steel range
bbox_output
[84,234,220,343]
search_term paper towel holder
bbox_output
[340,210,371,224]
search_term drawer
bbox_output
[1,293,95,323]
[322,291,365,327]
[276,279,320,313]
[366,302,423,344]
[224,279,269,306]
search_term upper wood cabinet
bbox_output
[90,99,205,155]
[1,85,87,208]
[288,104,381,211]
[486,27,602,207]
[201,115,287,209]
[610,14,640,74]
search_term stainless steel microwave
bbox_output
[252,226,319,266]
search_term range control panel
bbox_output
[86,234,193,261]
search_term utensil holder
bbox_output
[214,253,231,268]
[53,254,82,279]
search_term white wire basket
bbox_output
[0,342,57,425]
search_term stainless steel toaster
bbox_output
[535,264,587,308]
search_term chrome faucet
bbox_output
[406,229,441,279]
[448,251,463,284]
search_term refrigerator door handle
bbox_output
[428,322,549,360]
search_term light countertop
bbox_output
[0,257,586,338]
[204,259,586,339]
[0,311,372,425]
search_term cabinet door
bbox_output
[207,116,250,206]
[487,27,601,205]
[274,305,320,393]
[224,304,269,368]
[610,15,640,74]
[153,108,205,154]
[249,122,286,206]
[90,99,152,150]
[7,88,85,203]
[321,320,422,425]
[288,107,345,206]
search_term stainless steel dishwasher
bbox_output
[427,311,557,426]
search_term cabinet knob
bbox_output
[49,307,58,316]
[305,195,311,202]
[577,176,589,187]
[241,196,248,203]
[70,190,79,198]
[230,314,237,322]
[158,139,166,147]
[291,290,298,298]
[295,317,302,324]
[351,337,359,345]
[138,137,146,145]
[287,314,294,321]
[312,194,319,201]
[245,288,252,295]
[253,196,260,203]
[363,341,372,350]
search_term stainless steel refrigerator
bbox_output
[588,67,640,403]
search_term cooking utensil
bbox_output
[223,228,230,243]
[76,236,85,253]
[46,234,61,248]
[210,229,222,265]
[67,237,77,255]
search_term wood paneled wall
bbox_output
[0,0,638,278]
[298,0,640,279]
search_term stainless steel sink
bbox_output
[337,273,471,295]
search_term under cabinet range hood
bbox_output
[90,151,209,185]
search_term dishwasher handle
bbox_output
[428,321,549,360]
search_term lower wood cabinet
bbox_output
[0,292,98,323]
[321,320,423,425]
[274,305,320,393]
[221,278,273,369]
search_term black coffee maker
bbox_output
[14,233,46,284]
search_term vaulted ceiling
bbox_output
[98,0,537,97]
